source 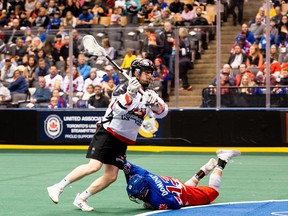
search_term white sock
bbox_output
[58,178,70,189]
[185,177,197,187]
[79,190,92,200]
[209,173,221,192]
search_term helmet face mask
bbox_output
[126,174,149,204]
[130,58,155,77]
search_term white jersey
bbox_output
[44,74,63,92]
[102,86,168,144]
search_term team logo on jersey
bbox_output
[44,114,63,139]
[138,116,159,138]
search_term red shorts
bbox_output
[183,186,219,206]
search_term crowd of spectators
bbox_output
[202,0,288,107]
[0,0,221,108]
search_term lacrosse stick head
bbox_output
[82,35,107,57]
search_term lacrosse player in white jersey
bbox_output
[47,58,168,211]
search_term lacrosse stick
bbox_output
[82,35,149,98]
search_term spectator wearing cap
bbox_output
[209,64,235,91]
[0,51,18,69]
[249,15,266,44]
[88,84,110,108]
[0,57,18,86]
[77,53,91,80]
[76,6,93,28]
[228,44,248,69]
[102,65,120,86]
[235,23,255,45]
[33,7,51,29]
[50,10,62,29]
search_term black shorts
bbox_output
[86,125,127,169]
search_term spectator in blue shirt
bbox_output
[77,54,91,80]
[102,65,120,86]
[51,11,62,29]
[8,69,28,94]
[28,76,51,108]
[76,6,93,28]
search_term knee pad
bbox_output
[209,173,221,192]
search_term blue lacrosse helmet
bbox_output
[126,174,149,203]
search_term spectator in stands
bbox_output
[76,6,93,28]
[249,15,266,44]
[179,27,192,91]
[155,0,168,10]
[235,23,255,45]
[35,58,49,84]
[33,7,51,29]
[77,54,91,80]
[46,96,60,108]
[275,67,288,85]
[72,29,84,54]
[270,44,279,62]
[238,73,255,94]
[234,64,255,86]
[8,69,28,95]
[59,35,79,62]
[47,0,59,17]
[29,1,42,24]
[125,0,141,25]
[180,4,196,24]
[190,6,209,50]
[61,11,77,28]
[63,65,84,97]
[258,54,281,79]
[83,68,102,92]
[150,7,174,27]
[61,0,82,18]
[26,76,51,108]
[142,28,162,61]
[272,6,282,27]
[52,88,67,108]
[88,84,110,108]
[259,28,276,56]
[169,0,185,14]
[0,82,11,104]
[44,65,63,92]
[50,10,62,29]
[91,1,106,18]
[154,57,169,101]
[147,4,162,23]
[9,37,27,65]
[121,48,136,69]
[102,65,120,86]
[209,69,234,95]
[102,78,116,101]
[19,11,31,27]
[246,44,263,68]
[98,38,115,64]
[228,44,247,69]
[54,34,64,52]
[36,49,51,67]
[25,0,37,12]
[4,19,23,44]
[110,7,122,25]
[24,55,37,87]
[82,84,95,100]
[27,36,43,56]
[159,21,175,80]
[0,57,18,87]
[229,0,248,26]
[270,19,279,42]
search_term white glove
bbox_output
[146,91,158,105]
[127,77,141,98]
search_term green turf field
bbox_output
[0,150,287,216]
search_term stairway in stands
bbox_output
[167,1,263,108]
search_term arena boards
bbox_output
[136,200,288,216]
